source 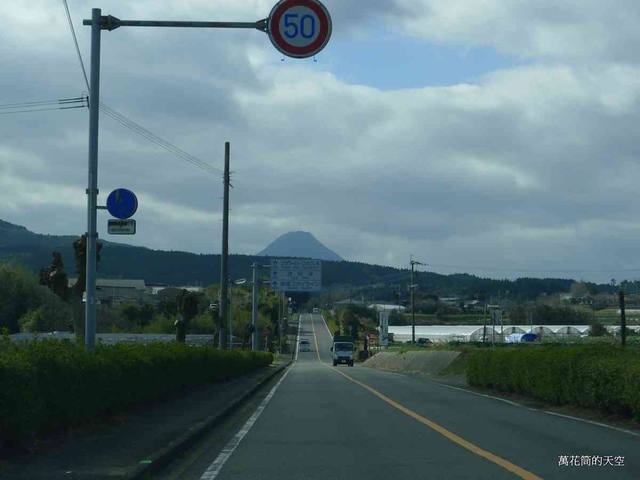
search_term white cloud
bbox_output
[2,1,640,283]
[394,0,640,62]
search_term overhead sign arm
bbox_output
[82,15,268,32]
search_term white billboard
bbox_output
[379,311,389,347]
[270,258,322,292]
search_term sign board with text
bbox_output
[379,311,389,347]
[108,219,136,235]
[270,258,322,291]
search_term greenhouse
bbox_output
[387,325,593,343]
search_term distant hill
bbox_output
[0,219,128,250]
[0,219,83,249]
[0,219,616,300]
[257,231,344,262]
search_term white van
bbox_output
[299,339,311,352]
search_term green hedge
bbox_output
[0,338,272,445]
[467,345,640,419]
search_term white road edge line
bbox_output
[435,382,640,437]
[436,383,529,409]
[199,366,293,480]
[542,410,640,437]
[320,314,332,337]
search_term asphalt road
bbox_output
[155,314,640,480]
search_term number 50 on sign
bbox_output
[268,0,332,59]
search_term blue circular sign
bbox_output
[106,188,138,220]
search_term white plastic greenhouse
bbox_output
[387,325,593,343]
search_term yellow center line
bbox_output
[310,315,542,480]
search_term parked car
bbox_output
[417,338,432,346]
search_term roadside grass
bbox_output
[437,349,475,377]
[323,311,340,335]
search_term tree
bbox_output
[156,287,182,316]
[174,290,200,343]
[120,302,140,329]
[388,310,407,326]
[589,320,607,337]
[139,304,155,326]
[37,235,103,337]
[1,265,70,333]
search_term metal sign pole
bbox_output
[85,8,102,351]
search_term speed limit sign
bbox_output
[267,0,332,59]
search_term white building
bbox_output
[369,303,407,313]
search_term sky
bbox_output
[2,0,640,284]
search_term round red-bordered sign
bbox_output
[268,0,332,59]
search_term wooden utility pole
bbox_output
[619,288,626,347]
[410,255,425,344]
[219,142,230,349]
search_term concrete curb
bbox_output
[128,360,292,480]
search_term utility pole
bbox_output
[252,262,259,351]
[277,289,282,353]
[482,303,487,343]
[219,142,230,349]
[620,288,627,347]
[410,255,426,344]
[250,262,270,350]
[228,278,233,349]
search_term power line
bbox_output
[427,263,640,274]
[0,97,86,115]
[0,97,85,110]
[60,0,223,178]
[0,105,85,115]
[62,0,89,90]
[99,103,224,177]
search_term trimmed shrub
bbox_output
[467,345,640,419]
[0,339,272,446]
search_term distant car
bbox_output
[417,338,432,346]
[312,308,320,314]
[299,339,311,352]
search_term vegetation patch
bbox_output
[0,336,272,449]
[467,345,640,420]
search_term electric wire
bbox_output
[99,103,224,177]
[60,0,223,178]
[62,0,90,90]
[0,105,85,115]
[0,97,84,109]
[0,97,86,115]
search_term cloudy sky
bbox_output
[2,0,640,284]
